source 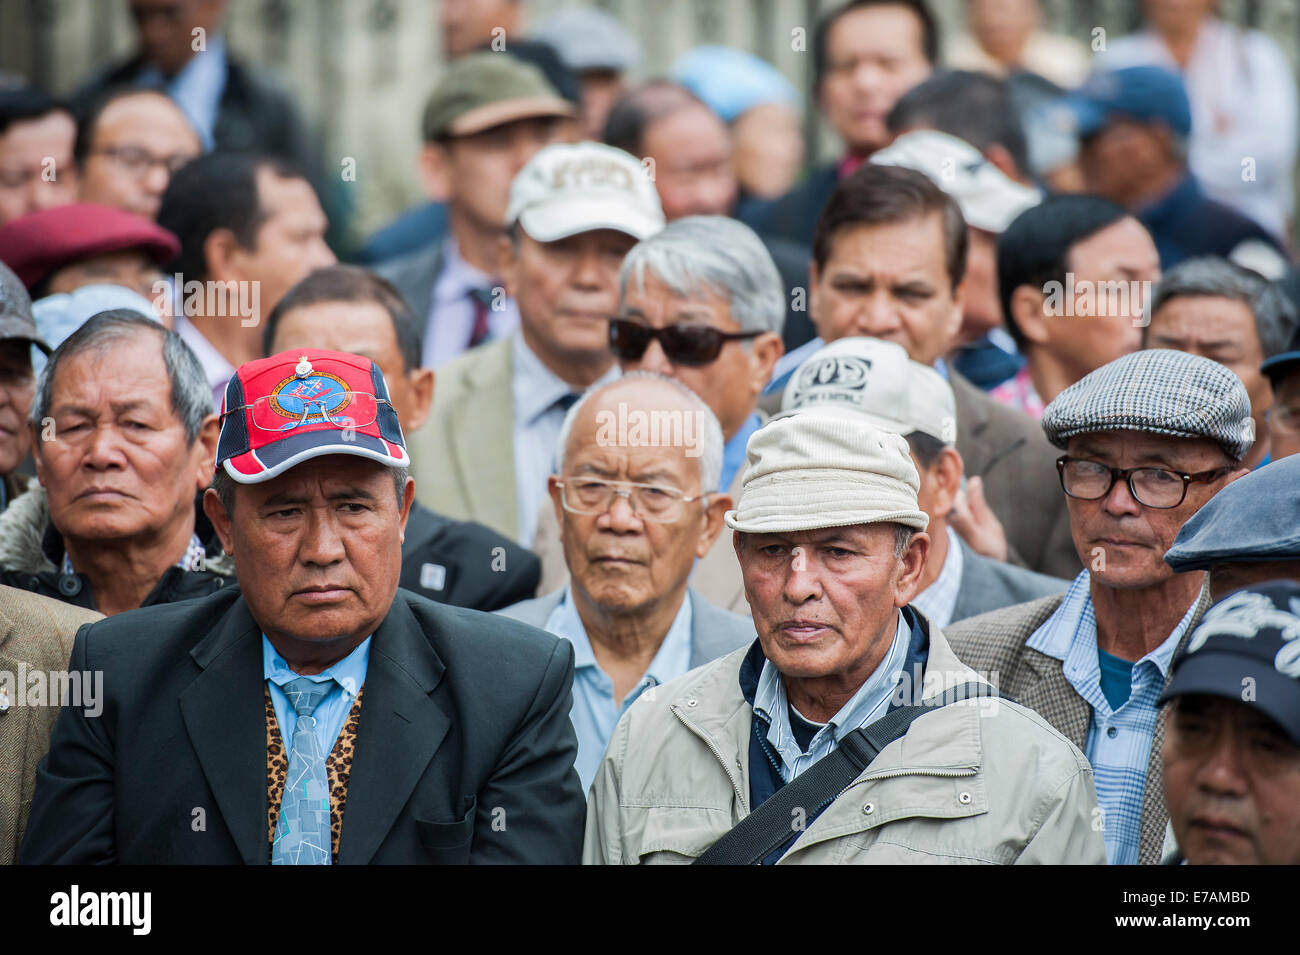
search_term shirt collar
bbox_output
[433,238,494,305]
[910,526,964,628]
[511,333,619,427]
[1028,569,1200,680]
[545,585,695,684]
[137,35,226,149]
[262,632,372,699]
[720,413,762,492]
[60,533,206,577]
[754,609,910,741]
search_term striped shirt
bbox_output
[753,611,909,783]
[1026,570,1197,864]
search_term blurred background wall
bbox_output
[3,0,1297,240]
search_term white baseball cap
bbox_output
[725,408,929,535]
[870,129,1040,234]
[780,337,957,444]
[507,141,665,243]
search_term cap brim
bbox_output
[1262,349,1300,382]
[1060,93,1108,138]
[447,96,575,137]
[1159,650,1300,747]
[222,429,409,485]
[0,331,52,356]
[517,197,661,242]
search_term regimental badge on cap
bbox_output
[295,355,313,378]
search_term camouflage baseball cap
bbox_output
[421,52,575,141]
[0,260,50,355]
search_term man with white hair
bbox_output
[782,337,1067,625]
[583,408,1104,864]
[499,372,754,792]
[532,214,784,612]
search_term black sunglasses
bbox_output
[608,318,762,367]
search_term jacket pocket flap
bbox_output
[636,805,733,859]
[417,799,476,849]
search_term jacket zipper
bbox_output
[671,705,749,815]
[856,767,976,782]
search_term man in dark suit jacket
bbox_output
[20,348,583,864]
[264,265,541,612]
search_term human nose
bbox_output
[1100,470,1143,518]
[633,336,675,376]
[82,424,128,470]
[782,547,823,603]
[299,507,346,567]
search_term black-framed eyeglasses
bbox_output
[1056,455,1234,509]
[91,146,194,177]
[221,392,393,433]
[608,318,762,367]
[554,477,707,523]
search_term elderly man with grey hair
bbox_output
[0,309,228,614]
[1144,255,1298,469]
[583,407,1105,864]
[500,371,754,793]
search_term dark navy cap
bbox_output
[1262,321,1300,386]
[1164,455,1300,571]
[1064,66,1192,139]
[1160,581,1300,746]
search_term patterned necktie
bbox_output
[272,677,334,865]
[467,286,495,348]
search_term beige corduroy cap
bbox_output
[725,408,929,535]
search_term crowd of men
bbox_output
[0,0,1298,866]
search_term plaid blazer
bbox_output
[943,582,1212,865]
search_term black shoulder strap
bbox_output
[693,682,997,865]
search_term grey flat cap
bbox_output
[1165,454,1300,571]
[532,8,640,73]
[0,260,49,355]
[1042,349,1253,461]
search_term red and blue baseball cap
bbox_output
[217,349,408,483]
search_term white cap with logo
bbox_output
[870,129,1040,234]
[507,141,666,243]
[780,336,957,444]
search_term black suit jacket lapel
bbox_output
[179,595,267,864]
[338,595,451,864]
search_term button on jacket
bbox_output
[583,620,1106,864]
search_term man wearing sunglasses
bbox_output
[499,373,754,794]
[945,348,1253,865]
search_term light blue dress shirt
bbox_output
[424,239,520,368]
[1027,571,1197,864]
[910,526,964,628]
[263,635,371,756]
[544,587,694,793]
[720,412,762,492]
[137,34,227,149]
[512,333,620,547]
[753,611,910,782]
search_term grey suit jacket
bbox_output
[375,239,446,335]
[951,535,1070,624]
[949,370,1080,580]
[942,582,1213,865]
[497,587,755,670]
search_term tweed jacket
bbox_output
[497,587,755,670]
[942,581,1214,865]
[0,586,101,863]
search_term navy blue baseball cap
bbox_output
[1160,581,1300,746]
[1064,66,1192,139]
[1262,321,1300,386]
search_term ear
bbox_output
[894,530,931,607]
[406,368,435,434]
[29,421,48,485]
[928,447,964,521]
[807,259,824,336]
[945,277,967,349]
[697,492,731,559]
[418,142,452,202]
[747,332,784,397]
[203,487,235,557]
[191,413,221,493]
[983,144,1025,184]
[498,233,521,299]
[1010,283,1050,346]
[396,476,415,541]
[203,227,245,283]
[547,474,566,546]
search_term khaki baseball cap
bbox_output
[780,337,957,444]
[421,52,575,141]
[507,141,665,242]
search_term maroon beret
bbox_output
[0,202,181,291]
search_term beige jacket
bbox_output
[583,624,1106,864]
